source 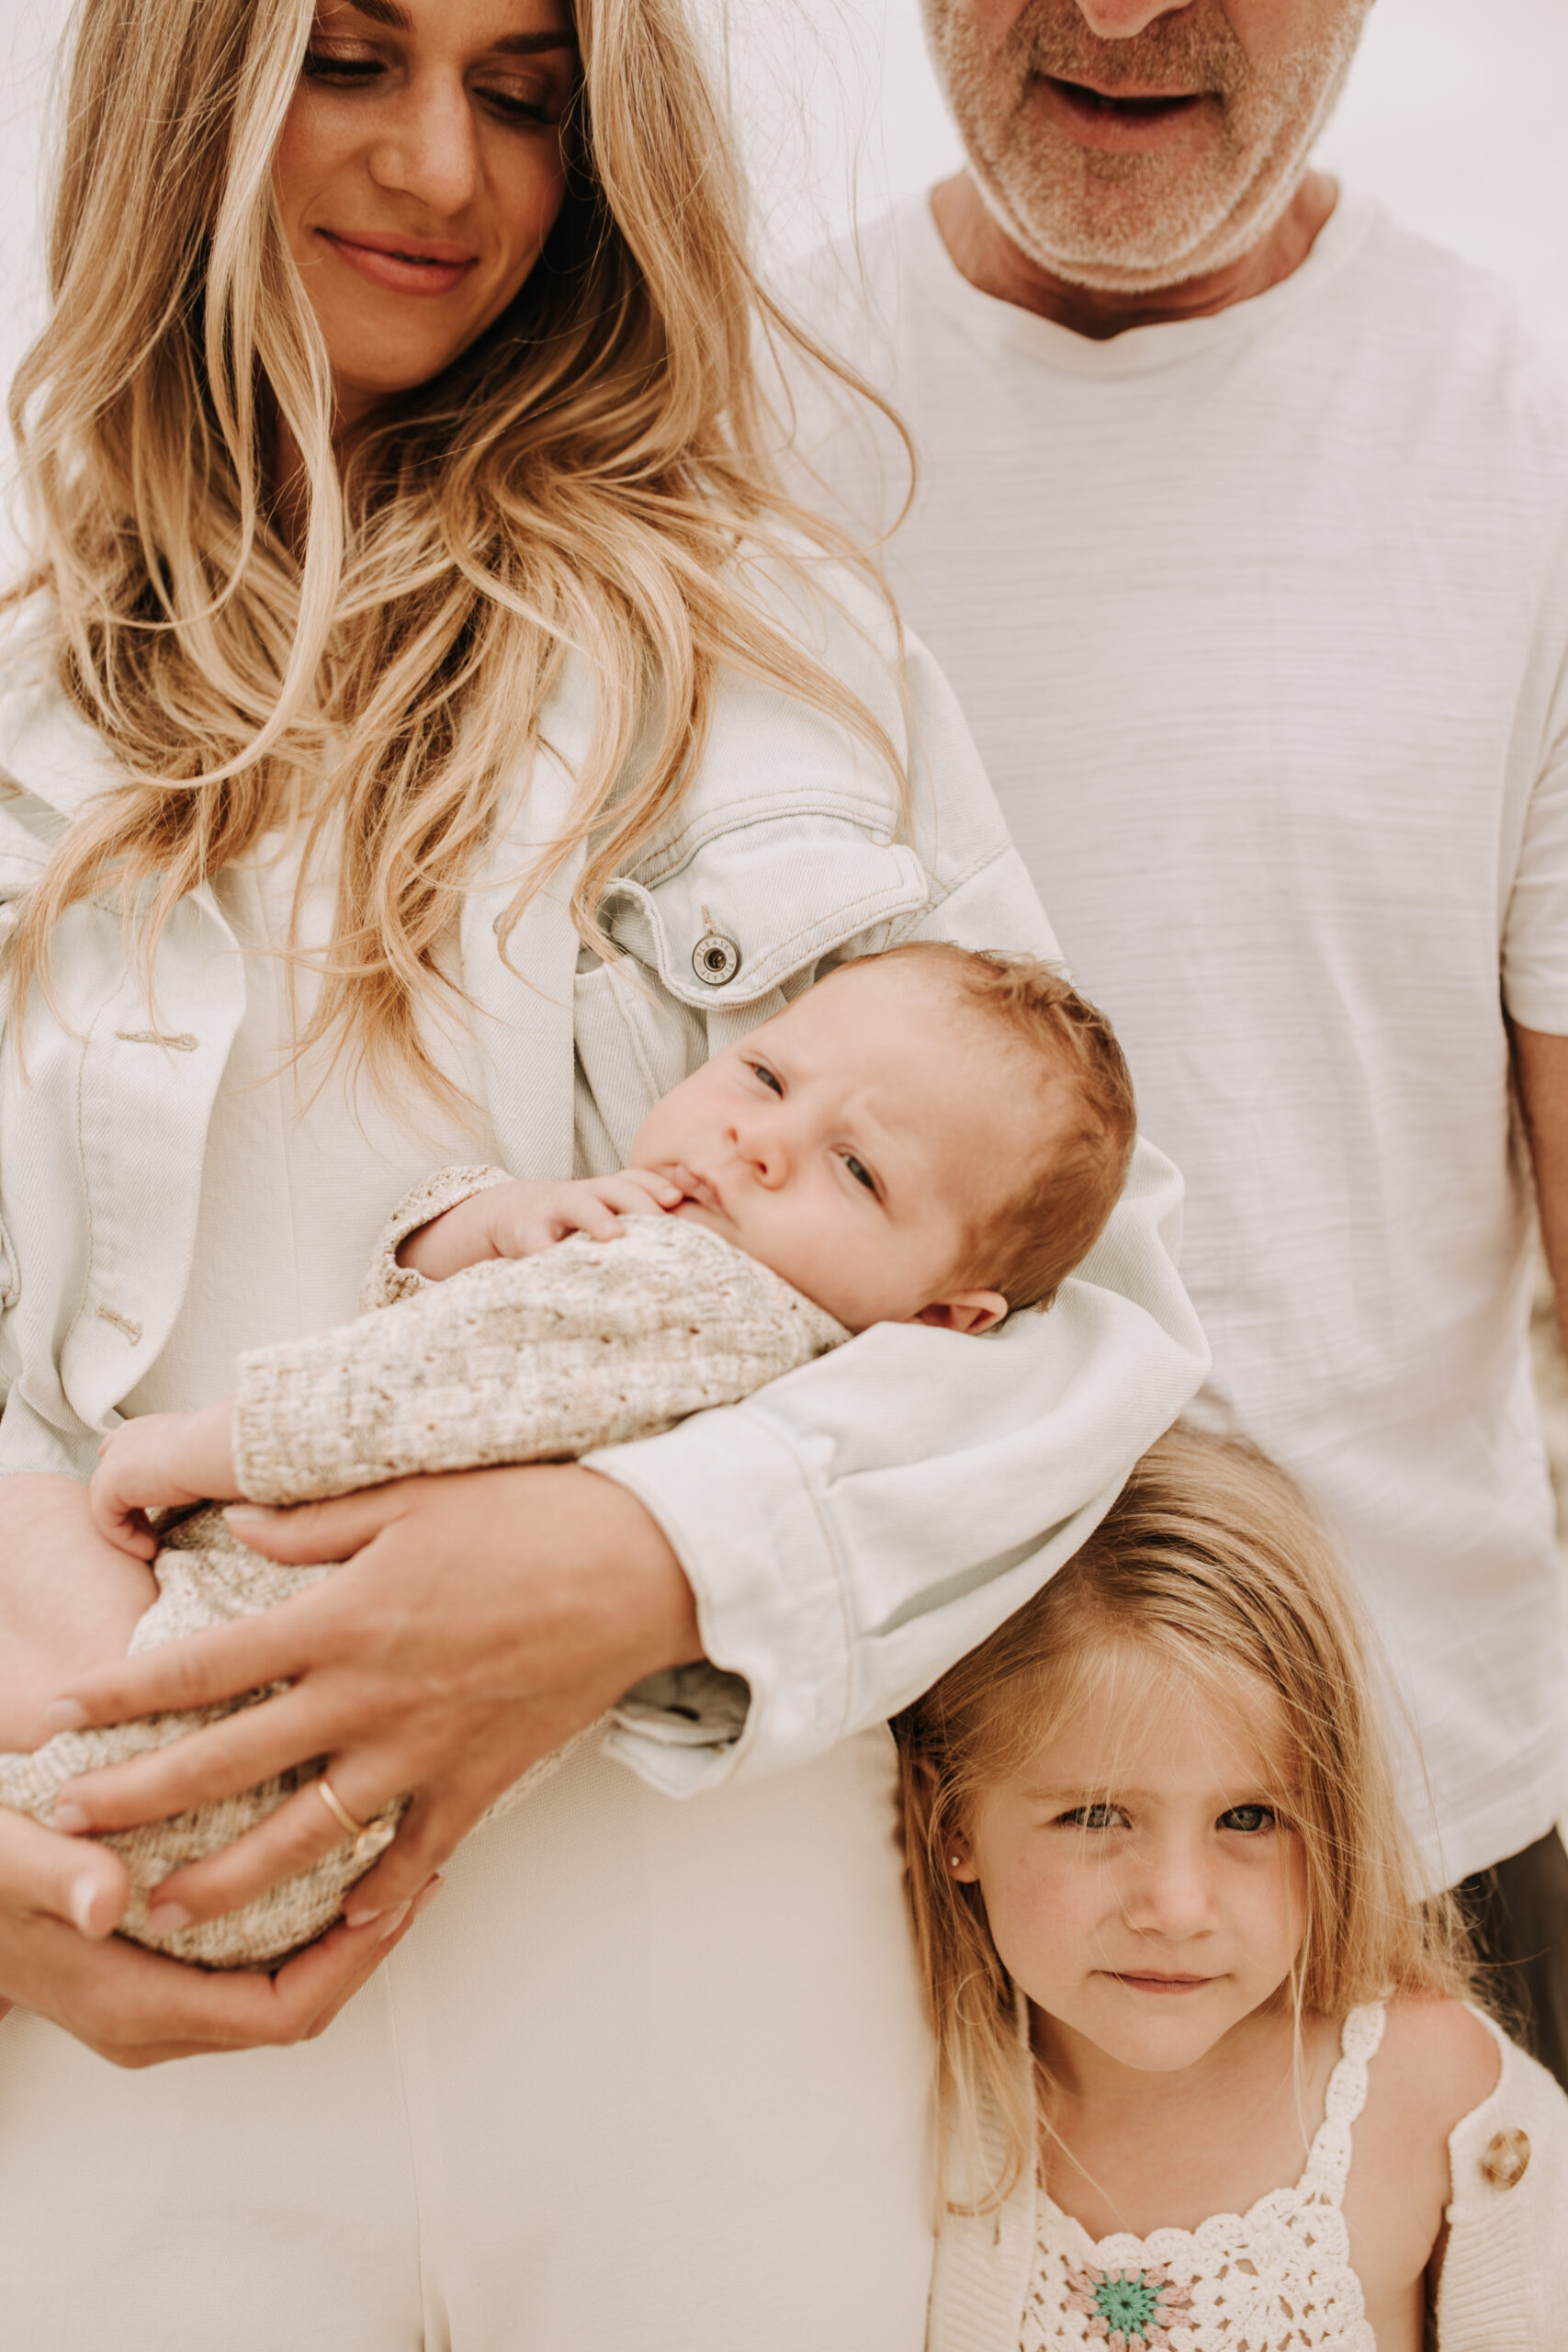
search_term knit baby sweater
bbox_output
[0,1168,847,1966]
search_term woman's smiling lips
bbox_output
[317,228,479,297]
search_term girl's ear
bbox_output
[910,1755,981,1882]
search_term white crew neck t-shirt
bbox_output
[787,188,1568,1884]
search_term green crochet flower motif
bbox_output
[1064,2259,1193,2350]
[1097,2277,1161,2332]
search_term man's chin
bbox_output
[965,158,1304,298]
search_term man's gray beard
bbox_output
[927,1,1372,294]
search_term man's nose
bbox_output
[1073,0,1191,39]
[367,76,482,217]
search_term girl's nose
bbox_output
[367,78,481,217]
[1117,1841,1219,1940]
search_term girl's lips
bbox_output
[317,229,478,297]
[1108,1972,1213,1994]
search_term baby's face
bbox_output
[630,959,1039,1332]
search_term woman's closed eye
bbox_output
[301,46,572,129]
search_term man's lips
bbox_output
[317,228,478,297]
[1039,74,1209,154]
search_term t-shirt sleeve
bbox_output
[1501,555,1568,1034]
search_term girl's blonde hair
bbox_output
[6,0,900,1101]
[894,1424,1475,2204]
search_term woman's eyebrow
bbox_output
[341,0,577,51]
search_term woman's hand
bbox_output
[0,1815,440,2064]
[0,1475,158,1750]
[0,1474,436,2060]
[47,1464,702,1930]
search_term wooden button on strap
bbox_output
[1479,2128,1530,2188]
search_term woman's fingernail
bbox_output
[68,1872,103,1935]
[376,1900,412,1939]
[221,1505,270,1530]
[43,1700,88,1733]
[145,1901,193,1933]
[412,1874,445,1911]
[51,1801,91,1834]
[343,1904,383,1928]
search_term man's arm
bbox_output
[1510,1023,1568,1345]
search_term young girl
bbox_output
[897,1427,1568,2351]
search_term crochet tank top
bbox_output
[1021,2003,1385,2350]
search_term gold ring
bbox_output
[316,1775,370,1842]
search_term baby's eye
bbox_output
[749,1063,783,1096]
[1219,1804,1276,1834]
[842,1154,877,1194]
[1058,1802,1128,1830]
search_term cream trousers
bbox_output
[0,1727,934,2351]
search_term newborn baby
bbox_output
[0,943,1134,1965]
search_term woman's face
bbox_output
[274,0,580,426]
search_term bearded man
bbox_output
[788,0,1568,2083]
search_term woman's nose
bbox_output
[367,78,481,217]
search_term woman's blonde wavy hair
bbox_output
[894,1424,1476,2209]
[5,0,902,1099]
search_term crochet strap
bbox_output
[1298,2001,1387,2203]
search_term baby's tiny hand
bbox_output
[89,1400,241,1559]
[400,1170,685,1280]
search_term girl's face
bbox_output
[953,1668,1307,2076]
[273,0,579,427]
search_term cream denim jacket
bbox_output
[0,572,1207,1792]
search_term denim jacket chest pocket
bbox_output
[570,805,931,1170]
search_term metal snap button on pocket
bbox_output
[691,907,740,987]
[1479,2129,1530,2188]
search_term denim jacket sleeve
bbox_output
[579,594,1210,1791]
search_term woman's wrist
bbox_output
[570,1468,703,1680]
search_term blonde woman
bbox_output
[0,0,1203,2343]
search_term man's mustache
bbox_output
[1009,3,1248,101]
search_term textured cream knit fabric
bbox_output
[0,1171,847,1967]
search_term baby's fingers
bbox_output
[604,1168,684,1214]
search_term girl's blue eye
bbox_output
[1220,1804,1275,1834]
[1061,1803,1126,1830]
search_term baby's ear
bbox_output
[913,1291,1009,1336]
